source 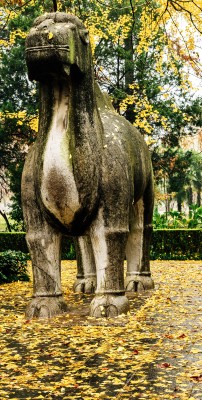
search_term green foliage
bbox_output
[0,4,39,229]
[185,97,202,127]
[61,238,76,260]
[188,205,202,228]
[150,229,202,260]
[8,162,25,231]
[154,149,202,219]
[153,209,187,229]
[0,250,30,284]
[153,206,202,229]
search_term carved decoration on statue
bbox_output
[22,12,154,319]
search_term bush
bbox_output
[0,250,30,284]
[61,239,76,260]
[153,206,202,229]
[188,205,202,228]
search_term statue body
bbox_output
[22,13,154,318]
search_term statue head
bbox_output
[25,12,91,81]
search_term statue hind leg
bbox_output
[73,235,97,294]
[125,179,154,292]
[22,150,68,318]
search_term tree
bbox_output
[167,150,193,212]
[0,2,40,229]
[188,151,202,207]
[0,0,202,228]
[154,147,202,213]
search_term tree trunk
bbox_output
[124,35,134,123]
[187,186,193,209]
[197,187,201,207]
[177,196,182,213]
[0,210,12,232]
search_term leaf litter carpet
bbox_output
[0,260,201,400]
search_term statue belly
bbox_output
[41,119,80,227]
[41,162,80,226]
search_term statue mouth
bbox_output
[26,44,70,53]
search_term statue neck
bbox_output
[38,73,97,139]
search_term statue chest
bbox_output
[35,86,102,230]
[40,104,81,226]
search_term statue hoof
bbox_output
[125,275,154,292]
[25,296,68,319]
[73,277,96,294]
[90,294,129,318]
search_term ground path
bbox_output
[0,260,201,399]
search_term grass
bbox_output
[0,214,7,231]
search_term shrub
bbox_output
[153,206,202,229]
[0,250,30,284]
[61,240,76,260]
[188,205,202,228]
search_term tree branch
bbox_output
[0,210,12,232]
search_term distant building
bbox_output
[180,129,202,152]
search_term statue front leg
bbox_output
[25,224,68,319]
[89,208,129,317]
[22,151,68,319]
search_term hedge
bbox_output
[0,230,201,260]
[150,229,202,260]
[0,232,75,260]
[0,232,29,253]
[0,251,30,283]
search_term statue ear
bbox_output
[79,29,89,44]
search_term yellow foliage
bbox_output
[120,84,172,135]
[85,6,132,55]
[0,110,38,132]
[0,39,9,47]
[0,0,201,137]
[9,28,26,44]
[48,31,53,40]
[29,116,39,132]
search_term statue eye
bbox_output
[79,29,89,44]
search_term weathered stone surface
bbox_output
[22,12,154,319]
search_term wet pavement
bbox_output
[0,260,201,399]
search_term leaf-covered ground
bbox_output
[0,260,201,400]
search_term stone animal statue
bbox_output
[22,12,154,319]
